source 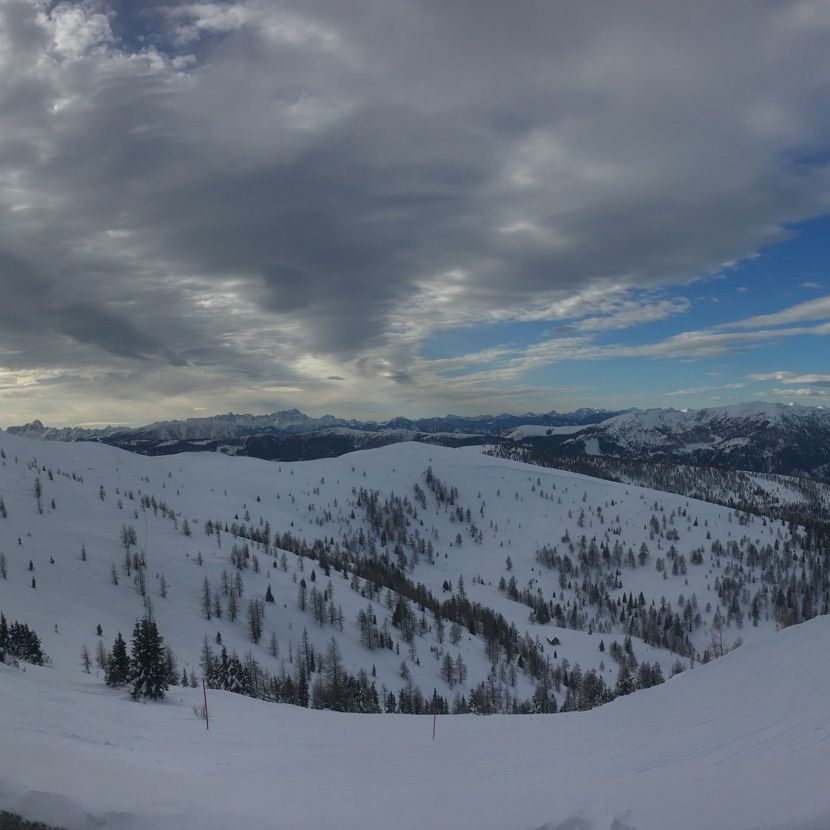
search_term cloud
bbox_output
[604,324,829,360]
[2,0,830,422]
[56,303,164,361]
[767,387,830,398]
[416,316,830,396]
[563,297,691,333]
[750,371,830,386]
[721,295,830,329]
[667,383,746,396]
[800,281,824,289]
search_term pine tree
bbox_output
[106,632,130,686]
[455,653,467,685]
[227,588,239,622]
[297,578,307,611]
[96,639,109,671]
[200,636,216,686]
[247,599,264,644]
[201,576,212,620]
[441,652,455,687]
[4,619,44,664]
[324,637,345,710]
[615,662,635,697]
[164,646,179,686]
[0,612,8,662]
[129,617,168,700]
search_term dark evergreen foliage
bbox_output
[129,616,168,700]
[0,611,45,665]
[105,632,130,686]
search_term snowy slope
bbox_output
[512,402,830,478]
[505,424,589,439]
[1,616,829,830]
[0,429,817,709]
[0,434,523,706]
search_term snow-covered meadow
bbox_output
[1,430,827,829]
[1,616,829,830]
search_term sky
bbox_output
[1,0,830,428]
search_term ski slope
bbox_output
[1,615,828,830]
[0,430,828,828]
[0,430,812,707]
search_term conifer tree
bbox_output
[200,636,216,685]
[0,612,7,662]
[96,639,109,671]
[441,652,455,687]
[164,646,179,686]
[201,576,212,620]
[227,588,239,622]
[129,616,168,700]
[4,619,44,664]
[106,632,130,686]
[247,598,264,643]
[615,662,635,697]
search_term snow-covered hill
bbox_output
[513,401,830,478]
[1,615,829,830]
[2,428,824,714]
[1,429,828,826]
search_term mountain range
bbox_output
[5,401,830,479]
[3,407,623,461]
[509,401,830,479]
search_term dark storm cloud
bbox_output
[1,0,830,418]
[56,304,162,361]
[0,250,51,333]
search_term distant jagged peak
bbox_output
[9,401,824,450]
[3,406,628,442]
[4,420,121,441]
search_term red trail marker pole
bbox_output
[202,677,210,731]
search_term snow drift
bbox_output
[1,616,829,830]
